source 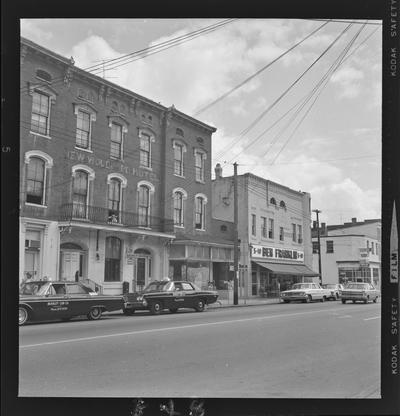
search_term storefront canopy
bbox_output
[252,261,319,277]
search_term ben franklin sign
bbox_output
[251,244,304,262]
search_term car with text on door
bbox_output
[122,280,219,315]
[19,281,124,325]
[280,282,330,303]
[321,283,344,300]
[341,282,380,304]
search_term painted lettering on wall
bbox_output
[252,244,304,262]
[67,151,159,181]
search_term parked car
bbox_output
[123,280,219,315]
[341,282,380,304]
[19,281,124,325]
[321,283,344,300]
[280,282,330,303]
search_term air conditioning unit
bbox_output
[25,239,40,249]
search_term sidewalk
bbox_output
[208,296,280,309]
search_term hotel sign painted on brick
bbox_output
[251,244,304,262]
[67,150,159,181]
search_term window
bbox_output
[173,191,184,227]
[138,185,150,227]
[292,223,296,242]
[251,214,256,236]
[72,170,88,218]
[297,225,302,243]
[108,179,121,223]
[104,237,121,282]
[195,150,205,182]
[326,240,334,253]
[371,242,375,254]
[279,200,286,209]
[110,122,123,159]
[66,284,89,295]
[261,217,267,238]
[26,157,45,205]
[270,197,276,206]
[195,196,206,230]
[279,226,284,241]
[268,218,274,239]
[140,132,151,168]
[31,91,50,135]
[174,143,184,176]
[181,282,194,291]
[36,69,52,82]
[312,241,319,253]
[76,110,91,150]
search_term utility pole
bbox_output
[313,209,323,285]
[233,162,239,305]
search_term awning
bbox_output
[252,261,319,276]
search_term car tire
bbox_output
[123,308,135,316]
[336,293,340,300]
[87,307,102,320]
[352,300,356,304]
[364,296,369,304]
[342,299,346,304]
[373,297,378,303]
[320,296,326,302]
[195,299,206,312]
[19,307,29,326]
[169,308,178,313]
[150,301,162,315]
[305,295,312,303]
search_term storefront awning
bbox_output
[252,261,319,276]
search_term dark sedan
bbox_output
[19,281,124,325]
[123,280,219,315]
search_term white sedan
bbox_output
[280,283,329,303]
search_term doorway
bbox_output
[134,248,152,291]
[60,243,86,281]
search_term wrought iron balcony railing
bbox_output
[59,203,175,233]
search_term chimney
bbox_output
[351,217,357,224]
[215,163,223,179]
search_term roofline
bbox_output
[21,37,217,134]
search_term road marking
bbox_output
[19,305,376,349]
[337,315,352,319]
[364,316,380,321]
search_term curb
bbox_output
[208,300,281,309]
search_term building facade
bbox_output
[212,165,317,297]
[20,38,233,295]
[312,218,381,288]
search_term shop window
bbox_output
[26,157,45,205]
[104,237,121,282]
[326,240,334,253]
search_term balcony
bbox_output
[59,203,175,233]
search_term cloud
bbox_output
[331,66,364,99]
[21,20,53,43]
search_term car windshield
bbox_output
[346,283,369,290]
[322,284,336,289]
[291,283,311,290]
[19,281,49,295]
[142,281,171,292]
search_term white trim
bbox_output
[107,173,128,188]
[25,203,48,208]
[172,187,188,199]
[71,164,95,180]
[29,131,52,140]
[137,180,155,193]
[138,129,154,169]
[24,150,54,168]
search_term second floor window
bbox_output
[140,133,151,168]
[195,197,205,230]
[26,157,45,205]
[297,225,302,243]
[268,218,274,239]
[312,241,319,253]
[261,217,267,238]
[279,226,284,241]
[110,123,123,159]
[31,91,50,135]
[174,192,184,227]
[251,214,256,236]
[76,110,91,150]
[326,240,334,253]
[108,179,121,223]
[72,170,88,218]
[195,151,205,182]
[138,185,150,227]
[174,143,184,176]
[292,223,296,242]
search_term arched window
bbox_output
[26,157,45,205]
[72,170,89,218]
[195,196,206,230]
[108,178,122,223]
[279,200,286,209]
[270,197,276,205]
[138,185,151,227]
[36,69,52,83]
[174,191,184,227]
[104,237,121,282]
[176,128,184,137]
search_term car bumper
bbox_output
[123,301,147,310]
[281,295,308,301]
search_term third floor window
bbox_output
[110,123,123,159]
[140,133,151,168]
[76,110,91,150]
[31,91,50,136]
[195,151,205,182]
[174,143,184,176]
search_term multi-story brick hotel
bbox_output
[20,37,234,295]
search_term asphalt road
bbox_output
[19,301,381,398]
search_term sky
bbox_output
[20,18,382,225]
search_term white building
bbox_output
[312,218,381,288]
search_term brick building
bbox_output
[20,37,233,295]
[212,165,317,298]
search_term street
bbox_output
[19,301,380,398]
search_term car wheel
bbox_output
[364,296,369,304]
[195,299,206,312]
[123,308,135,316]
[320,296,326,302]
[19,307,29,326]
[336,293,340,300]
[373,297,378,303]
[352,300,356,304]
[87,307,102,320]
[169,308,178,313]
[342,299,346,304]
[150,301,162,315]
[305,295,312,303]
